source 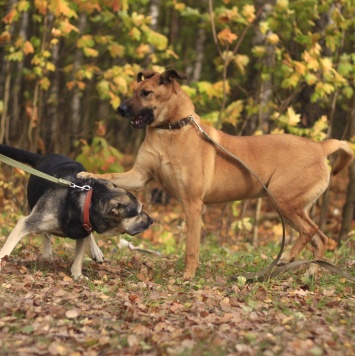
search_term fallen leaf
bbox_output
[66,309,79,319]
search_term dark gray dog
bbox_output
[0,145,153,279]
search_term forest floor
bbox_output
[0,171,354,355]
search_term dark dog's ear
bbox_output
[137,71,157,82]
[159,69,188,84]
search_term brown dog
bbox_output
[79,69,354,280]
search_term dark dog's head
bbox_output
[90,180,153,236]
[117,69,192,129]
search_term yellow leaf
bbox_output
[259,21,269,35]
[110,93,121,109]
[279,107,300,127]
[223,100,244,126]
[18,0,30,12]
[46,62,55,72]
[66,81,75,90]
[310,116,328,141]
[108,43,125,58]
[129,27,141,41]
[77,81,86,90]
[217,28,238,45]
[113,76,128,94]
[83,47,99,57]
[242,4,256,23]
[303,51,319,71]
[3,8,16,23]
[294,61,306,75]
[59,19,79,34]
[50,0,77,18]
[51,28,62,37]
[34,0,47,15]
[234,54,249,74]
[23,40,34,55]
[266,33,279,45]
[320,57,333,72]
[145,28,168,50]
[174,2,186,11]
[305,73,318,85]
[276,0,289,10]
[39,77,51,90]
[135,44,150,58]
[252,46,266,57]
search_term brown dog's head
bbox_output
[118,69,192,129]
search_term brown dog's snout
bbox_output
[118,103,128,117]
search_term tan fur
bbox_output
[79,70,354,279]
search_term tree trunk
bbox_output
[70,13,87,148]
[10,10,29,144]
[338,94,355,245]
[0,61,11,144]
[191,26,206,82]
[244,0,275,135]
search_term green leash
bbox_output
[0,153,91,191]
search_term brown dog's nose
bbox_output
[118,103,128,117]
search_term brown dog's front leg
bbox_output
[182,200,204,280]
[78,168,150,192]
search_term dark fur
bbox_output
[0,145,152,278]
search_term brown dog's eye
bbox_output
[141,90,153,97]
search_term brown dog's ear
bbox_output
[159,69,188,84]
[137,70,157,82]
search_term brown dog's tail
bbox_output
[321,139,354,176]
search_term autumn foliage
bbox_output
[0,1,355,354]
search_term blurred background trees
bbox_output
[1,0,355,243]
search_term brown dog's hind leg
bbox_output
[278,209,319,265]
[306,230,328,277]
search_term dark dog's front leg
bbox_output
[181,200,204,280]
[0,216,29,270]
[71,237,89,279]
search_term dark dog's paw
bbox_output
[90,246,104,263]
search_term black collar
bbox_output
[154,116,193,131]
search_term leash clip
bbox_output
[69,182,92,191]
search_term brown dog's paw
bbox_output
[77,172,97,179]
[277,253,295,266]
[183,269,196,281]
